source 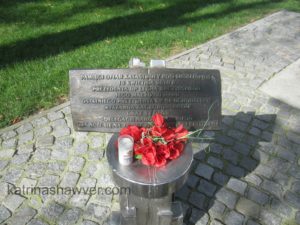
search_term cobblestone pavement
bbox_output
[0,10,300,225]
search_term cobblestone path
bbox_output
[0,10,300,225]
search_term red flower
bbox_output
[141,145,156,166]
[151,125,167,136]
[120,125,142,142]
[118,113,189,167]
[168,141,184,160]
[174,124,188,140]
[152,113,165,127]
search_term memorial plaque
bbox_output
[69,68,221,132]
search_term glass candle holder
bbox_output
[118,135,134,166]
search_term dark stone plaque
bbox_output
[69,68,221,132]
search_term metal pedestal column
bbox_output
[106,134,193,225]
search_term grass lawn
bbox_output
[0,0,299,128]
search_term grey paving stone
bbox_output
[0,159,9,170]
[0,205,11,223]
[19,177,37,189]
[47,111,64,121]
[11,153,31,165]
[78,177,97,187]
[0,149,15,158]
[48,161,66,174]
[34,148,51,161]
[296,211,300,224]
[247,187,269,205]
[208,200,226,220]
[68,156,85,172]
[234,120,249,131]
[236,112,253,123]
[3,194,25,212]
[222,148,238,165]
[8,206,36,225]
[53,137,73,150]
[210,220,224,225]
[207,156,223,169]
[74,142,88,155]
[69,194,90,208]
[60,172,80,188]
[276,147,296,162]
[31,117,49,127]
[210,143,223,154]
[197,179,217,197]
[51,118,67,127]
[228,129,245,140]
[249,127,261,137]
[287,131,300,144]
[90,136,104,148]
[261,179,282,198]
[34,126,52,137]
[233,142,251,156]
[3,168,23,184]
[27,219,49,225]
[26,162,47,178]
[1,130,17,140]
[2,138,17,149]
[240,156,257,171]
[255,164,273,178]
[284,191,300,208]
[252,119,269,130]
[17,143,34,154]
[271,198,293,219]
[291,181,300,194]
[189,191,206,209]
[187,174,200,188]
[16,123,33,134]
[213,172,229,186]
[215,188,238,209]
[18,131,33,145]
[247,220,261,225]
[53,126,71,138]
[51,149,69,161]
[245,135,259,147]
[83,220,100,225]
[36,135,54,147]
[216,135,235,146]
[195,212,209,225]
[225,163,245,178]
[273,172,290,187]
[88,150,103,161]
[227,178,247,195]
[261,131,273,141]
[85,203,110,221]
[189,208,207,224]
[39,174,60,187]
[41,202,65,220]
[225,210,244,225]
[236,197,260,218]
[195,163,214,180]
[58,207,81,225]
[260,210,281,225]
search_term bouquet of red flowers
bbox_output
[119,113,189,167]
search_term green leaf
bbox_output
[135,154,142,159]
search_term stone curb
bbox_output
[165,10,286,62]
[0,101,70,135]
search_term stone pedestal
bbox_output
[106,133,193,225]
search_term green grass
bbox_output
[0,0,300,128]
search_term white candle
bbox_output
[118,135,134,166]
